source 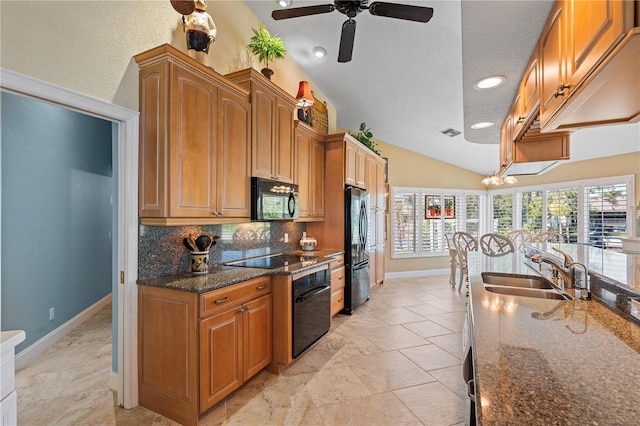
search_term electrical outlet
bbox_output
[49,307,55,321]
[284,233,289,243]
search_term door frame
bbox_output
[1,68,139,408]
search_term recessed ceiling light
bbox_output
[471,121,494,129]
[312,46,327,58]
[277,0,291,7]
[473,76,506,90]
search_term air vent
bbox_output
[440,128,461,137]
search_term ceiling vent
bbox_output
[440,128,462,137]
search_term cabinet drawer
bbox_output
[200,276,271,318]
[331,288,345,316]
[330,254,345,269]
[331,266,346,290]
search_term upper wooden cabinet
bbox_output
[135,44,251,225]
[345,136,367,189]
[540,0,638,131]
[294,121,325,221]
[512,44,540,140]
[226,69,296,183]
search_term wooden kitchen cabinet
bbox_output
[138,276,272,426]
[540,0,638,131]
[295,121,325,221]
[135,44,251,225]
[511,45,540,140]
[345,141,367,189]
[226,68,296,183]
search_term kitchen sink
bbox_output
[481,273,554,289]
[483,285,572,300]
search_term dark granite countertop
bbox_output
[137,249,343,294]
[468,251,640,425]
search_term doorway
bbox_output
[1,68,139,408]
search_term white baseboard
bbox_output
[384,268,450,279]
[109,371,118,392]
[15,294,112,371]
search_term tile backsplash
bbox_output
[138,221,306,279]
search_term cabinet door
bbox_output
[252,88,275,180]
[521,47,540,122]
[200,308,244,412]
[376,162,385,211]
[540,1,568,124]
[217,89,251,218]
[169,66,218,217]
[311,138,325,218]
[375,244,385,284]
[345,143,358,187]
[366,156,377,205]
[139,61,168,218]
[274,98,295,183]
[356,149,367,189]
[295,130,312,218]
[566,0,628,91]
[243,294,273,379]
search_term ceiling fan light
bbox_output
[474,76,506,90]
[312,46,327,58]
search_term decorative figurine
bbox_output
[181,0,217,63]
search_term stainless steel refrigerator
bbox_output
[343,186,370,314]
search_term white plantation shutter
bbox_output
[584,183,628,249]
[517,191,544,234]
[391,188,486,258]
[547,188,578,242]
[392,192,418,254]
[491,193,513,234]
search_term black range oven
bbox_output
[291,265,330,358]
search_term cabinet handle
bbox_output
[338,298,343,303]
[217,211,223,216]
[256,285,267,290]
[338,276,344,280]
[211,211,218,216]
[214,297,229,304]
[553,83,570,98]
[517,116,525,124]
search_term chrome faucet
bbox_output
[531,248,591,300]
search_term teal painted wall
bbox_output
[1,92,114,354]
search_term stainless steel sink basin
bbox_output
[481,272,554,289]
[483,285,571,300]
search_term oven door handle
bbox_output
[295,285,330,303]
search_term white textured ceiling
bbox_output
[245,0,639,175]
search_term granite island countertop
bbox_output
[467,251,640,425]
[137,249,343,293]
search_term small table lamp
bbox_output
[296,81,314,124]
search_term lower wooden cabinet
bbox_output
[330,254,346,316]
[138,276,272,426]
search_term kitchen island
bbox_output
[467,249,640,425]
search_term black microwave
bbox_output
[251,177,299,221]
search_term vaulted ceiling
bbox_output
[245,1,639,175]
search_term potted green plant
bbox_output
[246,25,287,80]
[348,122,380,155]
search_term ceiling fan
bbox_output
[271,1,434,63]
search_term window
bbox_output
[585,183,628,249]
[487,175,633,250]
[391,188,485,258]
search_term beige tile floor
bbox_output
[16,275,467,425]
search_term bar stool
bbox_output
[452,232,477,291]
[533,231,565,243]
[480,233,515,256]
[506,229,533,252]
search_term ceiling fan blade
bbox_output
[338,19,357,63]
[368,2,434,23]
[272,4,335,20]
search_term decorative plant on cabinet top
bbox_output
[247,24,287,80]
[349,122,380,155]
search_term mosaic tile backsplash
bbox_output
[138,221,307,279]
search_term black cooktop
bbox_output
[226,254,317,269]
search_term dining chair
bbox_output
[506,229,533,252]
[480,233,515,256]
[533,231,565,243]
[444,233,457,287]
[452,232,478,291]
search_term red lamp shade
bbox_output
[295,81,314,108]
